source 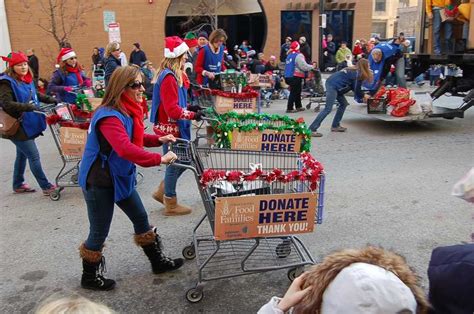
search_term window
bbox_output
[375,0,386,12]
[399,0,410,8]
[372,21,387,38]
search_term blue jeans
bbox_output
[10,139,52,190]
[308,84,349,131]
[83,186,150,251]
[433,8,453,54]
[163,144,186,198]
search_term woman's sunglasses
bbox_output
[128,81,145,90]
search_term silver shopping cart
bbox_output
[169,139,325,303]
[190,84,217,147]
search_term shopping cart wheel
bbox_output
[306,103,311,109]
[182,245,196,260]
[186,287,204,303]
[71,174,78,184]
[287,267,304,282]
[50,190,61,201]
[314,104,321,112]
[276,241,292,258]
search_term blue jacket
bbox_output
[0,74,45,139]
[202,45,224,85]
[49,69,88,103]
[326,68,364,103]
[150,69,191,140]
[364,42,401,91]
[428,244,474,314]
[78,107,136,202]
[104,55,121,86]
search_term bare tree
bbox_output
[180,0,228,33]
[19,0,96,48]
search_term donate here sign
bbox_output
[214,192,317,240]
[215,95,257,114]
[231,130,303,152]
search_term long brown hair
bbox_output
[99,66,143,115]
[154,54,186,86]
[5,64,34,82]
[60,60,84,74]
[348,58,373,82]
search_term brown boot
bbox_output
[163,196,191,216]
[152,181,165,204]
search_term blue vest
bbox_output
[55,69,82,104]
[364,43,401,91]
[150,69,191,140]
[202,45,224,85]
[78,107,136,202]
[284,52,298,78]
[0,74,45,139]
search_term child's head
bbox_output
[36,295,114,314]
[38,78,48,89]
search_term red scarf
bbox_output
[19,71,33,84]
[66,65,84,86]
[120,92,144,148]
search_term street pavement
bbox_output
[0,87,473,313]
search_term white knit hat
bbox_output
[164,36,189,59]
[321,263,417,313]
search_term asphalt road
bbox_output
[0,89,472,313]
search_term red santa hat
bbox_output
[57,48,76,63]
[164,36,189,59]
[1,52,28,67]
[289,41,300,53]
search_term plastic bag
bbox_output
[418,92,433,113]
[391,99,415,117]
[409,101,423,115]
[452,168,474,203]
[388,87,410,106]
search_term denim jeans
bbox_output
[83,186,150,251]
[10,139,52,190]
[163,144,186,198]
[432,8,453,54]
[308,83,350,131]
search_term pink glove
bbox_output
[83,79,92,88]
[64,86,73,92]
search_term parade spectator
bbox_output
[265,55,279,73]
[385,64,397,86]
[426,0,453,54]
[0,52,60,195]
[239,40,251,52]
[250,53,266,74]
[150,36,205,216]
[429,64,443,86]
[360,38,370,56]
[280,37,292,62]
[309,58,372,137]
[299,36,311,62]
[322,34,327,50]
[104,41,122,86]
[324,34,336,71]
[91,47,103,69]
[352,40,364,60]
[26,49,39,84]
[37,78,48,95]
[367,38,376,53]
[183,31,199,83]
[49,48,91,104]
[129,42,147,66]
[141,61,155,99]
[284,41,316,113]
[78,66,184,291]
[119,50,128,66]
[195,28,227,86]
[335,41,352,65]
[258,246,429,314]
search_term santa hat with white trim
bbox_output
[164,36,189,59]
[57,47,76,63]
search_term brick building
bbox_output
[3,0,373,76]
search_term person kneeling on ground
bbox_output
[258,246,430,314]
[309,58,372,137]
[78,66,183,291]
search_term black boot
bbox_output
[135,228,184,274]
[79,243,116,291]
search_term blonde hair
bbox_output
[105,42,120,58]
[154,54,186,86]
[5,64,34,82]
[99,66,143,114]
[35,295,114,314]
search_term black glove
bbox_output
[194,110,206,122]
[187,105,203,112]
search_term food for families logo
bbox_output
[219,200,255,224]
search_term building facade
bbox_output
[372,0,418,38]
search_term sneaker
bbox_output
[311,132,323,137]
[13,183,36,194]
[296,107,305,112]
[42,184,61,196]
[331,126,347,132]
[286,109,297,113]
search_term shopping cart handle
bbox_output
[191,83,212,91]
[201,116,219,123]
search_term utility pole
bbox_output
[319,0,325,67]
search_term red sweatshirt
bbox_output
[195,45,226,85]
[152,74,195,137]
[99,117,162,167]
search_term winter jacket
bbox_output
[300,42,311,62]
[129,50,147,66]
[327,68,364,102]
[280,43,290,62]
[48,68,90,103]
[428,244,474,314]
[28,55,39,79]
[336,47,352,64]
[104,55,121,86]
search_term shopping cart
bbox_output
[169,139,325,303]
[190,84,217,147]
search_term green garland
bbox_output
[208,110,312,152]
[75,94,93,112]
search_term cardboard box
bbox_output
[59,127,87,157]
[214,192,317,240]
[87,98,102,111]
[214,95,257,114]
[231,130,303,152]
[248,74,273,88]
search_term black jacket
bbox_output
[104,55,121,86]
[28,55,39,79]
[129,50,147,66]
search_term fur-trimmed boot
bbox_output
[152,181,165,204]
[163,196,191,216]
[134,228,184,274]
[79,243,116,291]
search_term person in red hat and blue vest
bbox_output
[284,41,316,113]
[150,36,205,216]
[195,29,228,87]
[77,65,184,291]
[0,52,60,195]
[49,48,91,104]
